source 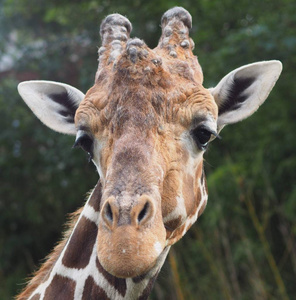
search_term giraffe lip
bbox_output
[96,224,166,278]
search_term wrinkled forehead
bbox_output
[76,75,217,137]
[75,8,218,132]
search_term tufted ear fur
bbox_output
[209,60,282,132]
[18,80,85,135]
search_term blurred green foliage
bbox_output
[0,0,295,299]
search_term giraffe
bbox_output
[16,7,282,300]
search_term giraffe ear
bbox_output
[18,80,85,135]
[209,60,282,132]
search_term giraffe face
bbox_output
[18,7,282,285]
[74,32,218,277]
[75,89,218,278]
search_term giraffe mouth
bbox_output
[96,223,166,278]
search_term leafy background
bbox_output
[0,0,295,299]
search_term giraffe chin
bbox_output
[96,225,166,278]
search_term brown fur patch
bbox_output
[161,170,178,218]
[88,181,102,211]
[132,272,148,283]
[82,276,110,300]
[44,275,75,299]
[96,257,127,296]
[164,216,182,239]
[30,294,41,300]
[167,223,186,245]
[183,173,196,215]
[62,216,98,269]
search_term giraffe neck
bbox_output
[18,183,170,300]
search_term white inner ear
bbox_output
[18,80,85,135]
[209,60,282,130]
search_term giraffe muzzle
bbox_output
[97,195,166,278]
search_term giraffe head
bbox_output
[18,7,282,279]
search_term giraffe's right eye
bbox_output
[191,126,220,151]
[73,131,94,159]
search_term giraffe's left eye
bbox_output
[191,126,219,150]
[73,131,94,159]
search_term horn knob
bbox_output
[161,7,192,30]
[156,7,203,84]
[100,14,132,45]
[158,7,194,58]
[97,14,132,74]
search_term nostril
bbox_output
[134,197,155,226]
[101,198,118,229]
[138,202,149,223]
[105,202,113,222]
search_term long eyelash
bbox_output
[200,126,221,140]
[197,126,222,140]
[210,130,222,140]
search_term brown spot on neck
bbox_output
[96,258,127,297]
[62,216,98,269]
[132,272,149,283]
[88,181,103,212]
[44,275,76,299]
[82,276,109,300]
